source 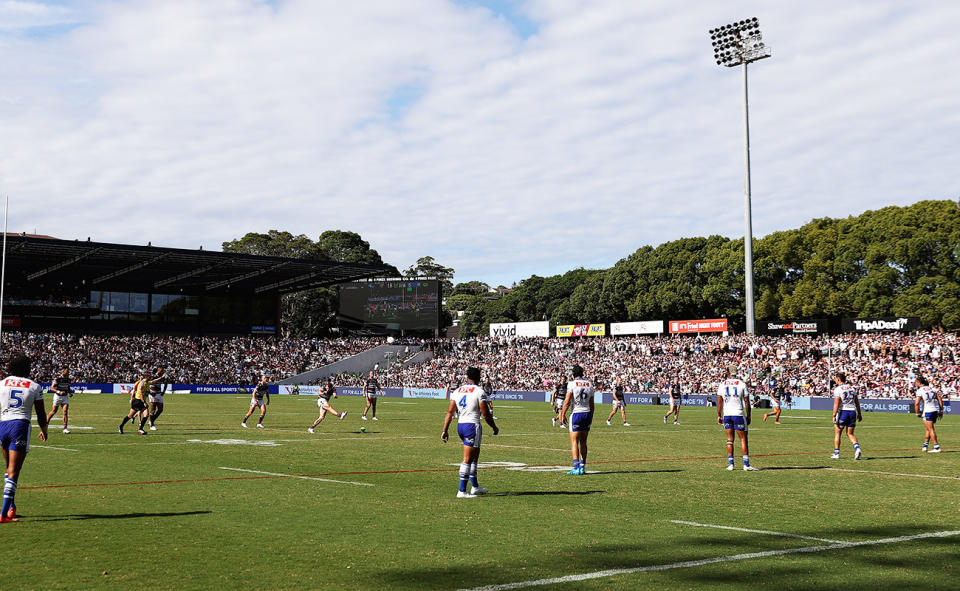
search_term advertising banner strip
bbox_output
[756,319,827,335]
[489,321,550,338]
[610,321,664,335]
[556,324,606,337]
[841,317,921,333]
[669,319,729,334]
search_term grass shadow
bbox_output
[29,510,213,522]
[588,469,685,475]
[487,490,605,497]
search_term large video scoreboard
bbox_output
[338,279,441,332]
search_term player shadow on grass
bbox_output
[587,468,684,475]
[28,510,212,522]
[487,490,605,497]
[758,466,829,471]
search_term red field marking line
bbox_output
[20,446,948,491]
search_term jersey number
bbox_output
[8,389,24,409]
[724,386,737,399]
[458,395,467,409]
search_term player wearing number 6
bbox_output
[915,375,943,453]
[559,365,594,475]
[441,366,498,498]
[1,352,49,523]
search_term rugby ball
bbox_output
[360,426,366,433]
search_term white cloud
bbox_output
[0,0,958,287]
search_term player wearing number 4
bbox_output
[441,367,498,498]
[1,352,49,523]
[915,375,943,453]
[717,366,758,471]
[560,365,594,475]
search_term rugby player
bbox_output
[831,373,862,460]
[361,370,384,421]
[915,375,943,453]
[147,367,167,431]
[559,365,594,475]
[441,367,499,498]
[717,366,758,471]
[242,375,270,428]
[663,380,681,425]
[1,352,49,523]
[606,376,630,426]
[762,386,783,424]
[308,379,346,433]
[550,375,566,427]
[119,370,153,435]
[46,368,73,434]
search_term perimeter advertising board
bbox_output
[669,319,728,334]
[842,317,921,333]
[556,324,606,337]
[756,319,827,335]
[489,321,550,338]
[610,321,664,335]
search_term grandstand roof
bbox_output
[4,235,392,296]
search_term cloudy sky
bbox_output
[1,0,958,287]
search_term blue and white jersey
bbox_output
[916,386,942,413]
[833,384,858,411]
[0,376,43,422]
[566,379,594,413]
[454,384,488,425]
[718,378,747,417]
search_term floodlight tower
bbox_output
[709,17,770,335]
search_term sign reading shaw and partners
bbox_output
[669,319,728,334]
[756,319,827,335]
[610,320,664,335]
[556,324,606,337]
[841,317,921,333]
[489,321,550,338]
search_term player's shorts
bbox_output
[669,397,681,408]
[722,416,748,432]
[771,400,781,409]
[569,412,593,433]
[554,399,564,411]
[835,410,857,428]
[148,394,164,404]
[0,419,31,453]
[52,394,70,406]
[250,398,265,408]
[317,397,333,409]
[130,399,147,412]
[923,411,940,423]
[611,399,624,410]
[457,422,483,448]
[365,394,377,401]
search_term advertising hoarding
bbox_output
[556,324,606,337]
[841,317,921,333]
[669,319,728,334]
[756,319,827,335]
[489,321,550,338]
[610,321,664,335]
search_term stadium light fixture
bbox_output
[709,16,771,335]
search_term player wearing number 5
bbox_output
[915,375,943,453]
[1,352,49,523]
[559,365,594,475]
[441,367,498,498]
[717,366,758,471]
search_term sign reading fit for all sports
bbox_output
[841,317,921,333]
[610,321,664,335]
[556,324,606,337]
[489,321,550,338]
[669,319,728,334]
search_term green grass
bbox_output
[6,394,959,591]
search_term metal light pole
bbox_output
[709,17,771,335]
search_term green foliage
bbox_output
[405,256,455,292]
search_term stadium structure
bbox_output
[1,234,392,336]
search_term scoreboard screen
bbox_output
[338,279,440,332]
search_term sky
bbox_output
[1,0,958,287]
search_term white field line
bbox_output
[825,468,960,481]
[32,445,80,452]
[486,444,569,452]
[218,467,373,487]
[457,530,960,591]
[669,520,844,543]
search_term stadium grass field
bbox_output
[6,393,958,591]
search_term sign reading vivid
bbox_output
[669,319,728,334]
[556,324,606,337]
[489,321,550,338]
[610,321,664,335]
[756,319,826,335]
[842,317,920,333]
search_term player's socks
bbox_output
[923,442,929,451]
[469,462,479,488]
[742,454,750,467]
[120,416,130,428]
[138,417,148,431]
[1,477,16,519]
[728,455,734,467]
[458,463,469,492]
[932,444,941,452]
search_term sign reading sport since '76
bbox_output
[669,319,728,334]
[556,324,606,337]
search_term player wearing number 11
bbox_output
[441,367,498,498]
[717,366,758,471]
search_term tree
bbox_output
[405,256,455,291]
